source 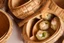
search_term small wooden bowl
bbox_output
[8,0,47,19]
[22,11,64,43]
[0,10,13,43]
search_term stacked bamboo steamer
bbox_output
[8,0,64,43]
[22,0,64,43]
[0,10,12,43]
[18,0,51,27]
[8,0,51,27]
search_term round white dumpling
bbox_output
[42,13,54,20]
[36,30,49,40]
[51,17,58,30]
[39,21,49,30]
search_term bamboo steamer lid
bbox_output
[22,10,64,43]
[0,10,13,43]
[8,0,50,19]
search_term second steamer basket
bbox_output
[22,10,64,43]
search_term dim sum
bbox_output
[39,21,49,30]
[36,30,49,40]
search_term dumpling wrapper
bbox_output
[39,21,49,30]
[36,30,49,40]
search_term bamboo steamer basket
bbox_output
[8,0,47,19]
[18,0,51,27]
[0,10,13,43]
[22,10,64,43]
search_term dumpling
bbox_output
[36,30,49,40]
[51,17,58,30]
[42,13,54,20]
[39,20,49,30]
